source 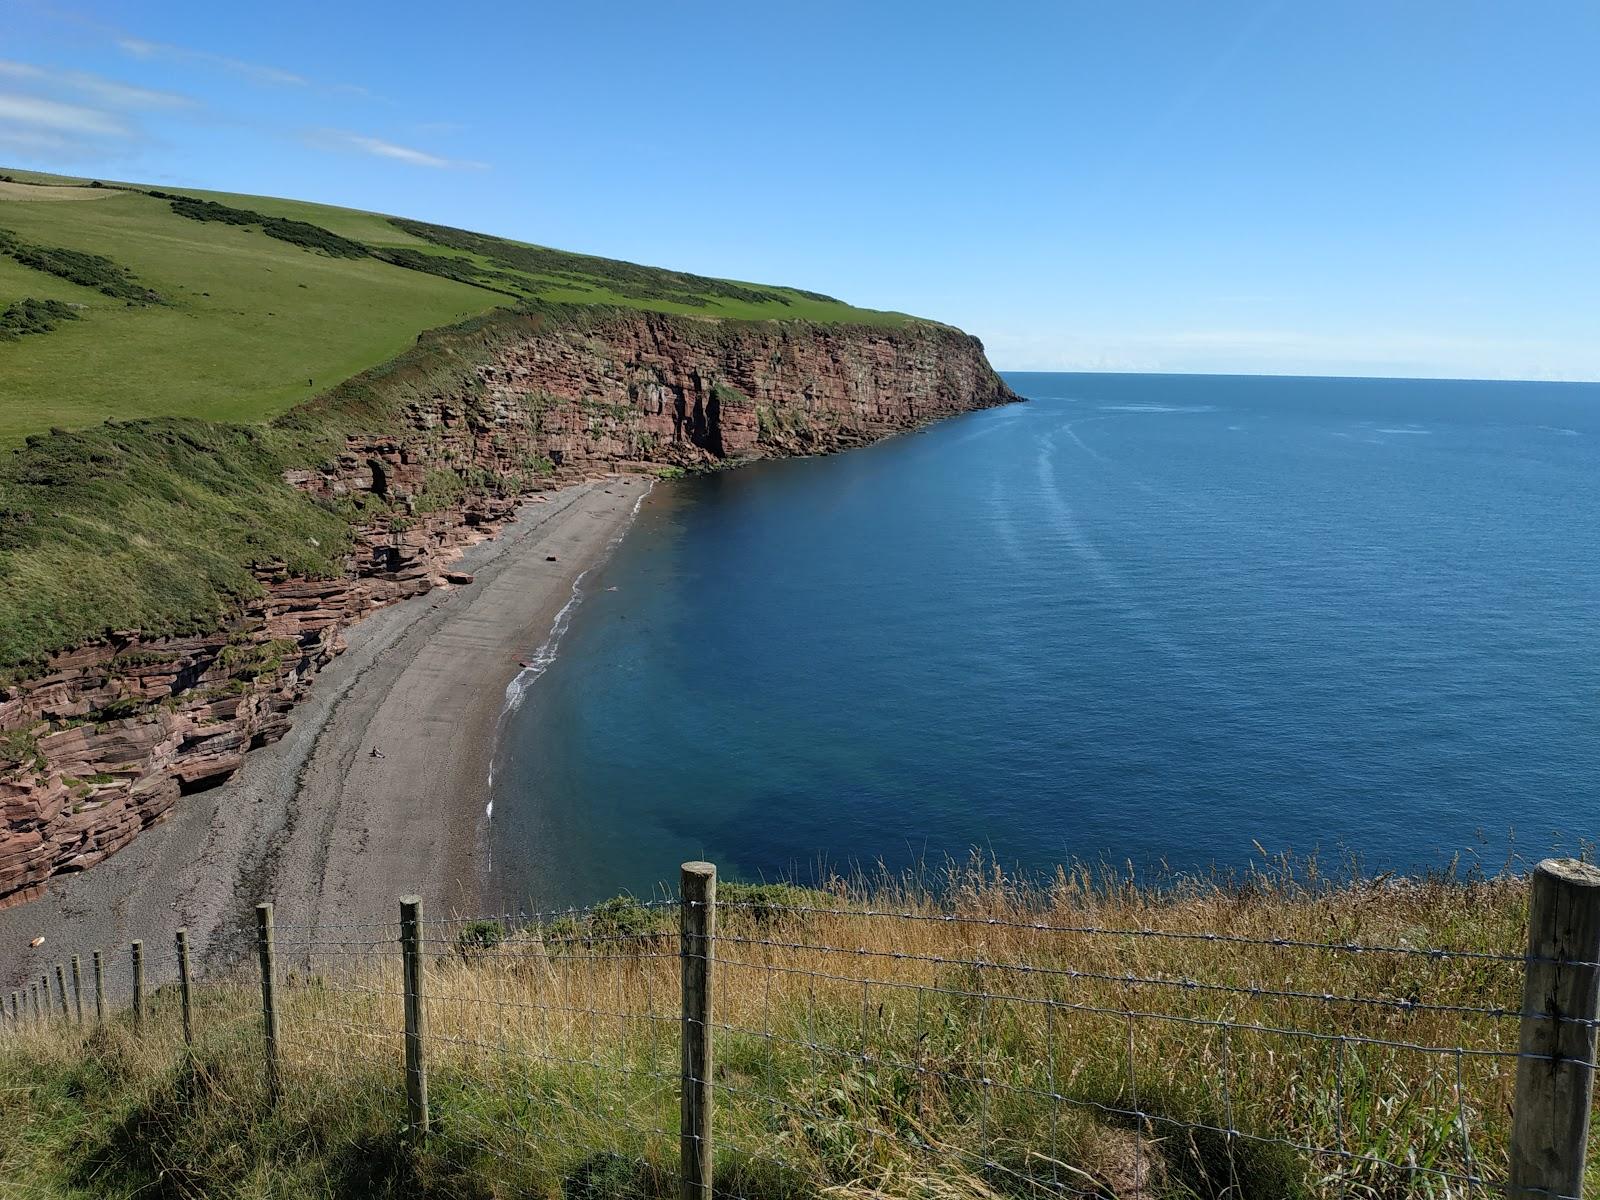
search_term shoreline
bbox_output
[0,477,651,986]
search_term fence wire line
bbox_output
[714,929,1547,1024]
[710,897,1599,969]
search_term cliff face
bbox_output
[0,311,1015,906]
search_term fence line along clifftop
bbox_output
[2,857,1598,1199]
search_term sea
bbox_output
[486,372,1600,910]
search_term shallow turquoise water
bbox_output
[488,373,1600,909]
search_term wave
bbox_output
[1099,404,1218,414]
[488,480,656,822]
[500,482,655,717]
[1375,427,1431,435]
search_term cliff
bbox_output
[0,309,1015,906]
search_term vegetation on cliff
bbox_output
[0,169,914,444]
[0,167,1005,678]
[0,860,1550,1199]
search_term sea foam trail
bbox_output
[1035,427,1248,706]
[486,480,654,822]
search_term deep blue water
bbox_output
[487,373,1600,909]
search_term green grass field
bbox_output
[0,169,911,444]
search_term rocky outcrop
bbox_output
[0,311,1014,906]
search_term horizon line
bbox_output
[994,366,1600,388]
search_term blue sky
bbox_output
[4,0,1597,380]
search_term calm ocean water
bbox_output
[488,373,1600,909]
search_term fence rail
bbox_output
[4,857,1600,1199]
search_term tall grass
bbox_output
[3,859,1586,1200]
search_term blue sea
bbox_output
[487,373,1600,909]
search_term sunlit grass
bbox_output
[4,857,1586,1199]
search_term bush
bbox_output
[151,192,370,259]
[590,895,668,940]
[390,217,841,310]
[0,297,79,340]
[0,228,156,302]
[456,920,504,954]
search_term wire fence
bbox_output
[4,859,1599,1200]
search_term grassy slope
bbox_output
[0,169,911,444]
[0,863,1578,1200]
[0,183,498,441]
[0,169,939,674]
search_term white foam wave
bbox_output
[1099,404,1217,414]
[1375,427,1431,435]
[1061,419,1110,463]
[503,482,656,708]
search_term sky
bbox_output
[3,0,1598,381]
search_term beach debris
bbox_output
[445,571,475,585]
[29,936,44,947]
[370,748,385,760]
[546,554,558,561]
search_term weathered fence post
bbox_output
[680,861,716,1200]
[39,974,49,1021]
[92,949,105,1023]
[54,964,69,1019]
[176,928,194,1046]
[399,895,429,1139]
[29,981,39,1025]
[130,940,144,1034]
[70,955,83,1025]
[255,903,281,1104]
[1509,857,1600,1199]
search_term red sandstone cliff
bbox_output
[0,311,1015,906]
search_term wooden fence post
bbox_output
[130,940,144,1035]
[400,895,429,1139]
[255,903,281,1104]
[39,974,49,1021]
[1509,857,1600,1199]
[176,928,194,1046]
[30,981,39,1025]
[680,861,716,1200]
[54,964,69,1020]
[70,955,83,1025]
[92,949,105,1024]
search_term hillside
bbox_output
[0,168,1014,905]
[0,168,913,444]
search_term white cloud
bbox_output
[0,127,74,154]
[115,35,310,89]
[983,327,1600,383]
[0,60,193,110]
[316,131,488,171]
[0,91,127,136]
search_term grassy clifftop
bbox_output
[0,168,913,445]
[0,170,968,676]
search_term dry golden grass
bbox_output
[1,858,1588,1200]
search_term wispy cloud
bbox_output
[983,327,1599,382]
[0,59,194,110]
[0,91,128,137]
[114,35,311,89]
[314,130,488,171]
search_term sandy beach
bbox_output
[0,477,649,988]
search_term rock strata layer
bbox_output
[0,311,1014,906]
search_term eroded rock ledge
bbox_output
[0,311,1015,906]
